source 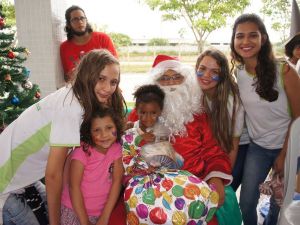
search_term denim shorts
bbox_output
[3,193,40,225]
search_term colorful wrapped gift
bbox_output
[122,127,219,224]
[124,170,219,225]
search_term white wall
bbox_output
[14,0,67,97]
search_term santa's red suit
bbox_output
[123,109,232,225]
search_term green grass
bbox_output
[118,51,199,58]
[119,53,199,73]
[120,64,151,73]
[118,48,286,73]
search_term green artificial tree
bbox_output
[0,4,40,132]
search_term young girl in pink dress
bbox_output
[61,107,124,225]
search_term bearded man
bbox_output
[127,55,232,225]
[60,5,117,82]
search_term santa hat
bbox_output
[152,54,181,69]
[150,55,187,81]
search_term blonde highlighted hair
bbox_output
[196,49,241,153]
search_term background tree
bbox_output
[109,32,132,49]
[148,37,169,46]
[91,23,108,33]
[260,0,292,43]
[143,0,250,52]
[91,23,132,50]
[0,3,40,131]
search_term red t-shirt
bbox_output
[60,32,118,77]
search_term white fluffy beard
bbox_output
[159,80,203,136]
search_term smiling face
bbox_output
[196,55,221,97]
[90,115,117,153]
[94,64,120,104]
[137,102,162,132]
[233,22,265,61]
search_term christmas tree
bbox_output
[0,3,40,131]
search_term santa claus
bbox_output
[127,54,232,225]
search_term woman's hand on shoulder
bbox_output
[96,215,109,225]
[125,121,134,130]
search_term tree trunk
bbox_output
[197,40,203,54]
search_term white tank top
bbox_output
[236,63,291,149]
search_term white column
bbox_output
[14,0,67,97]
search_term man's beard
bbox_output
[71,27,88,37]
[159,81,202,136]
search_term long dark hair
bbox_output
[196,49,241,153]
[230,13,278,102]
[72,49,126,126]
[64,5,93,40]
[80,107,124,154]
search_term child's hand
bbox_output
[208,177,225,207]
[147,165,158,173]
[125,121,134,130]
[141,131,155,143]
[96,214,109,225]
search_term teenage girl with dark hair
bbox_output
[230,13,300,225]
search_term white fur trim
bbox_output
[150,63,192,82]
[204,171,233,186]
[154,60,182,69]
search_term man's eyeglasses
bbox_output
[70,16,87,23]
[196,71,220,82]
[157,73,184,82]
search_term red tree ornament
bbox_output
[35,92,41,99]
[7,50,15,59]
[0,17,5,29]
[4,74,11,81]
